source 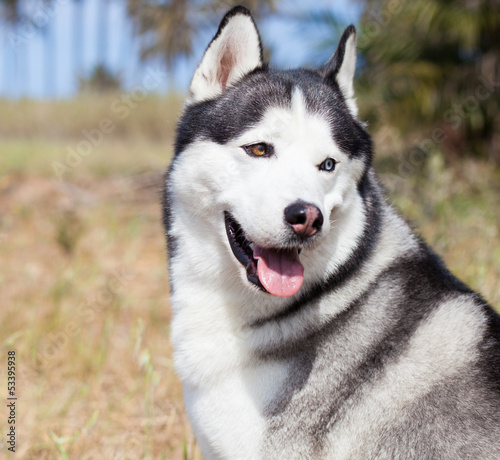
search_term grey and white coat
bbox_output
[163,6,500,459]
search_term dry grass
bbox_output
[0,97,498,459]
[0,94,183,142]
[0,168,201,459]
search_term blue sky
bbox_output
[0,0,361,99]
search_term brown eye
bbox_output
[242,143,273,158]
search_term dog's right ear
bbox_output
[188,6,263,104]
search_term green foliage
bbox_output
[0,0,52,22]
[78,64,122,94]
[55,209,84,255]
[0,0,23,22]
[356,0,500,161]
[126,0,277,66]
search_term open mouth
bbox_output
[224,212,304,297]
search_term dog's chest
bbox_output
[185,375,263,459]
[183,358,291,460]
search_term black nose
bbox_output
[284,201,323,238]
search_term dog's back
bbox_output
[163,7,500,459]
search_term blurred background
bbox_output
[0,0,498,458]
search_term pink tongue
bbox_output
[253,246,304,297]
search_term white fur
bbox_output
[336,32,358,117]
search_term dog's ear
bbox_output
[320,25,358,117]
[188,6,263,104]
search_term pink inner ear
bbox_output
[217,46,237,90]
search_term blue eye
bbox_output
[319,158,337,172]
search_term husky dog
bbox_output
[163,6,500,459]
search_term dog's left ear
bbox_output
[188,6,263,104]
[320,25,358,117]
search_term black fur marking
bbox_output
[176,69,287,154]
[261,245,485,456]
[319,25,356,84]
[478,302,500,394]
[175,68,370,159]
[161,165,178,292]
[161,169,174,253]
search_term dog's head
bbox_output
[168,6,373,298]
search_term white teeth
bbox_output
[249,242,255,250]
